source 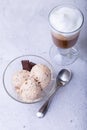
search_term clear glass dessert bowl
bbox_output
[3,55,56,104]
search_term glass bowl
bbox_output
[3,55,56,104]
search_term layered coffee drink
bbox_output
[49,6,83,49]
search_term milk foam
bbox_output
[49,7,83,33]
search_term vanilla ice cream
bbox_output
[19,77,42,102]
[12,63,52,102]
[12,70,30,93]
[30,64,51,89]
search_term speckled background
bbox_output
[0,0,87,130]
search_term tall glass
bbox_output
[48,5,84,66]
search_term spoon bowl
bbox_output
[56,69,72,86]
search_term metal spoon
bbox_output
[36,69,72,118]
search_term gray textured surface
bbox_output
[0,0,87,130]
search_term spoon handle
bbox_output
[36,85,60,118]
[36,99,49,118]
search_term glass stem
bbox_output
[58,48,71,56]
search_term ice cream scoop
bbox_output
[12,70,30,93]
[19,77,42,102]
[30,64,51,89]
